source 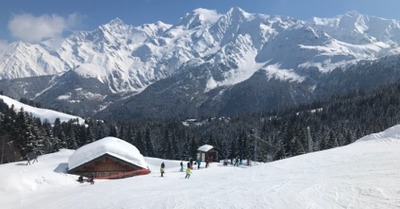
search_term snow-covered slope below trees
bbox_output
[0,95,84,124]
[1,124,399,208]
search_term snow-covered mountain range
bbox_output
[1,8,400,118]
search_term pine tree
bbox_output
[290,127,306,155]
[109,123,118,137]
[327,130,338,148]
[164,129,174,159]
[229,137,237,160]
[134,130,146,155]
[38,119,53,153]
[85,125,95,144]
[189,136,198,159]
[144,128,154,157]
[65,122,78,149]
[15,108,35,156]
[282,121,294,157]
[171,135,179,160]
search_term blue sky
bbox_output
[0,0,400,43]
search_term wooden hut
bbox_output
[197,144,219,162]
[68,137,149,179]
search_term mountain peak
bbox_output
[345,10,361,17]
[108,17,125,26]
[100,17,129,32]
[139,21,172,37]
[226,7,251,19]
[227,7,245,14]
[98,17,131,36]
[177,8,222,28]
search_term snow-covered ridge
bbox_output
[0,95,84,124]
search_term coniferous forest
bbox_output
[1,78,400,164]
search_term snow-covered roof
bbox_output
[197,144,214,152]
[68,137,147,171]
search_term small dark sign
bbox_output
[26,151,38,165]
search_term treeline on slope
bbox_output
[1,78,400,164]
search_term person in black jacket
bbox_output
[160,162,165,177]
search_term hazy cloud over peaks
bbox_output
[0,39,9,54]
[8,13,79,43]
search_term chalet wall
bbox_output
[198,150,219,162]
[68,154,143,178]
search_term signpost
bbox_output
[26,151,38,165]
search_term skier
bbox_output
[180,161,184,172]
[235,156,239,167]
[160,162,165,177]
[197,159,201,169]
[189,158,194,169]
[185,167,192,179]
[206,157,210,168]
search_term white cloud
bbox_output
[0,39,9,54]
[8,13,80,43]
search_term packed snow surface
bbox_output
[0,95,85,125]
[1,125,400,208]
[68,137,148,170]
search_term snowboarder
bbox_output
[160,162,165,177]
[185,167,192,179]
[180,161,184,172]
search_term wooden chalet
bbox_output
[68,137,149,179]
[197,144,219,162]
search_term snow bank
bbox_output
[0,149,77,195]
[68,137,148,171]
[356,124,400,142]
